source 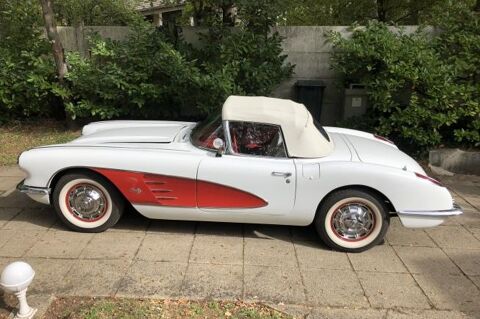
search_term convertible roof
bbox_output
[222,96,334,158]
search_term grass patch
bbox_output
[44,297,293,319]
[0,121,80,166]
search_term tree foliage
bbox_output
[329,2,479,151]
[281,0,476,25]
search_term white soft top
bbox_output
[222,96,334,158]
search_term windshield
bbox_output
[191,113,224,150]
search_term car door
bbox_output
[196,120,296,216]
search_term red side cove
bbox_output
[93,168,267,209]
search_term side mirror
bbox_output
[212,138,225,157]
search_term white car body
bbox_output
[18,96,461,230]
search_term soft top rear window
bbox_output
[313,118,330,142]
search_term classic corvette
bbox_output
[17,96,462,252]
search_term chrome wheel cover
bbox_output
[67,184,107,221]
[331,202,375,241]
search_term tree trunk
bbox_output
[39,0,67,82]
[376,0,387,22]
[475,0,480,13]
[222,3,236,26]
[39,0,77,128]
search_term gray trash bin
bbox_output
[343,84,368,120]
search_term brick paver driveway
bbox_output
[0,166,479,318]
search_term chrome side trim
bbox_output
[17,181,51,196]
[398,204,463,217]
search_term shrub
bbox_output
[329,4,479,152]
[64,24,236,120]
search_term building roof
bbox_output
[136,0,185,12]
[222,96,334,158]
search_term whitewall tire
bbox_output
[53,172,124,232]
[315,189,389,253]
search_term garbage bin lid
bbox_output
[295,80,326,87]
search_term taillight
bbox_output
[374,134,394,144]
[415,172,443,187]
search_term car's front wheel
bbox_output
[315,189,389,253]
[53,172,124,232]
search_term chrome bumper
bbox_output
[16,180,51,196]
[397,204,463,228]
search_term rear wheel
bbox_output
[315,189,389,253]
[52,172,124,232]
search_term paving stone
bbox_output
[294,240,351,270]
[348,245,407,273]
[358,272,431,309]
[182,263,242,299]
[309,307,386,319]
[426,226,480,250]
[80,232,144,260]
[386,219,436,247]
[3,207,56,231]
[189,234,243,265]
[386,309,474,319]
[244,237,297,267]
[454,211,480,227]
[20,257,74,295]
[62,259,131,296]
[135,233,193,262]
[470,276,480,289]
[466,226,480,241]
[443,249,480,276]
[0,230,47,257]
[244,224,291,239]
[0,166,26,177]
[0,229,16,249]
[0,177,22,193]
[116,261,187,298]
[413,273,480,312]
[0,208,21,227]
[244,265,305,304]
[108,211,150,232]
[26,230,93,258]
[291,225,318,241]
[302,268,369,308]
[196,222,243,237]
[148,220,196,234]
[0,191,44,209]
[394,246,461,275]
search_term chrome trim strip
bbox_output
[17,181,51,196]
[398,204,463,217]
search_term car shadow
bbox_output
[0,190,332,250]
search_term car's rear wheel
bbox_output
[315,189,389,253]
[52,172,124,232]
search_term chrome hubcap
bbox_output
[331,203,375,241]
[67,184,107,221]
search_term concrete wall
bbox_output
[57,25,421,125]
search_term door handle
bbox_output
[271,171,292,178]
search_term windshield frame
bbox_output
[190,112,224,152]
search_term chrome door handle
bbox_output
[271,172,292,178]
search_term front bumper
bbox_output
[397,204,463,228]
[17,180,51,205]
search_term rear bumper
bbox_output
[397,204,463,228]
[17,180,51,205]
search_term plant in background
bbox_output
[0,0,57,122]
[329,5,479,152]
[65,23,235,120]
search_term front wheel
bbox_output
[52,172,124,232]
[315,189,389,253]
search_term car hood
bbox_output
[345,134,425,173]
[71,123,190,145]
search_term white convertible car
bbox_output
[18,96,462,252]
